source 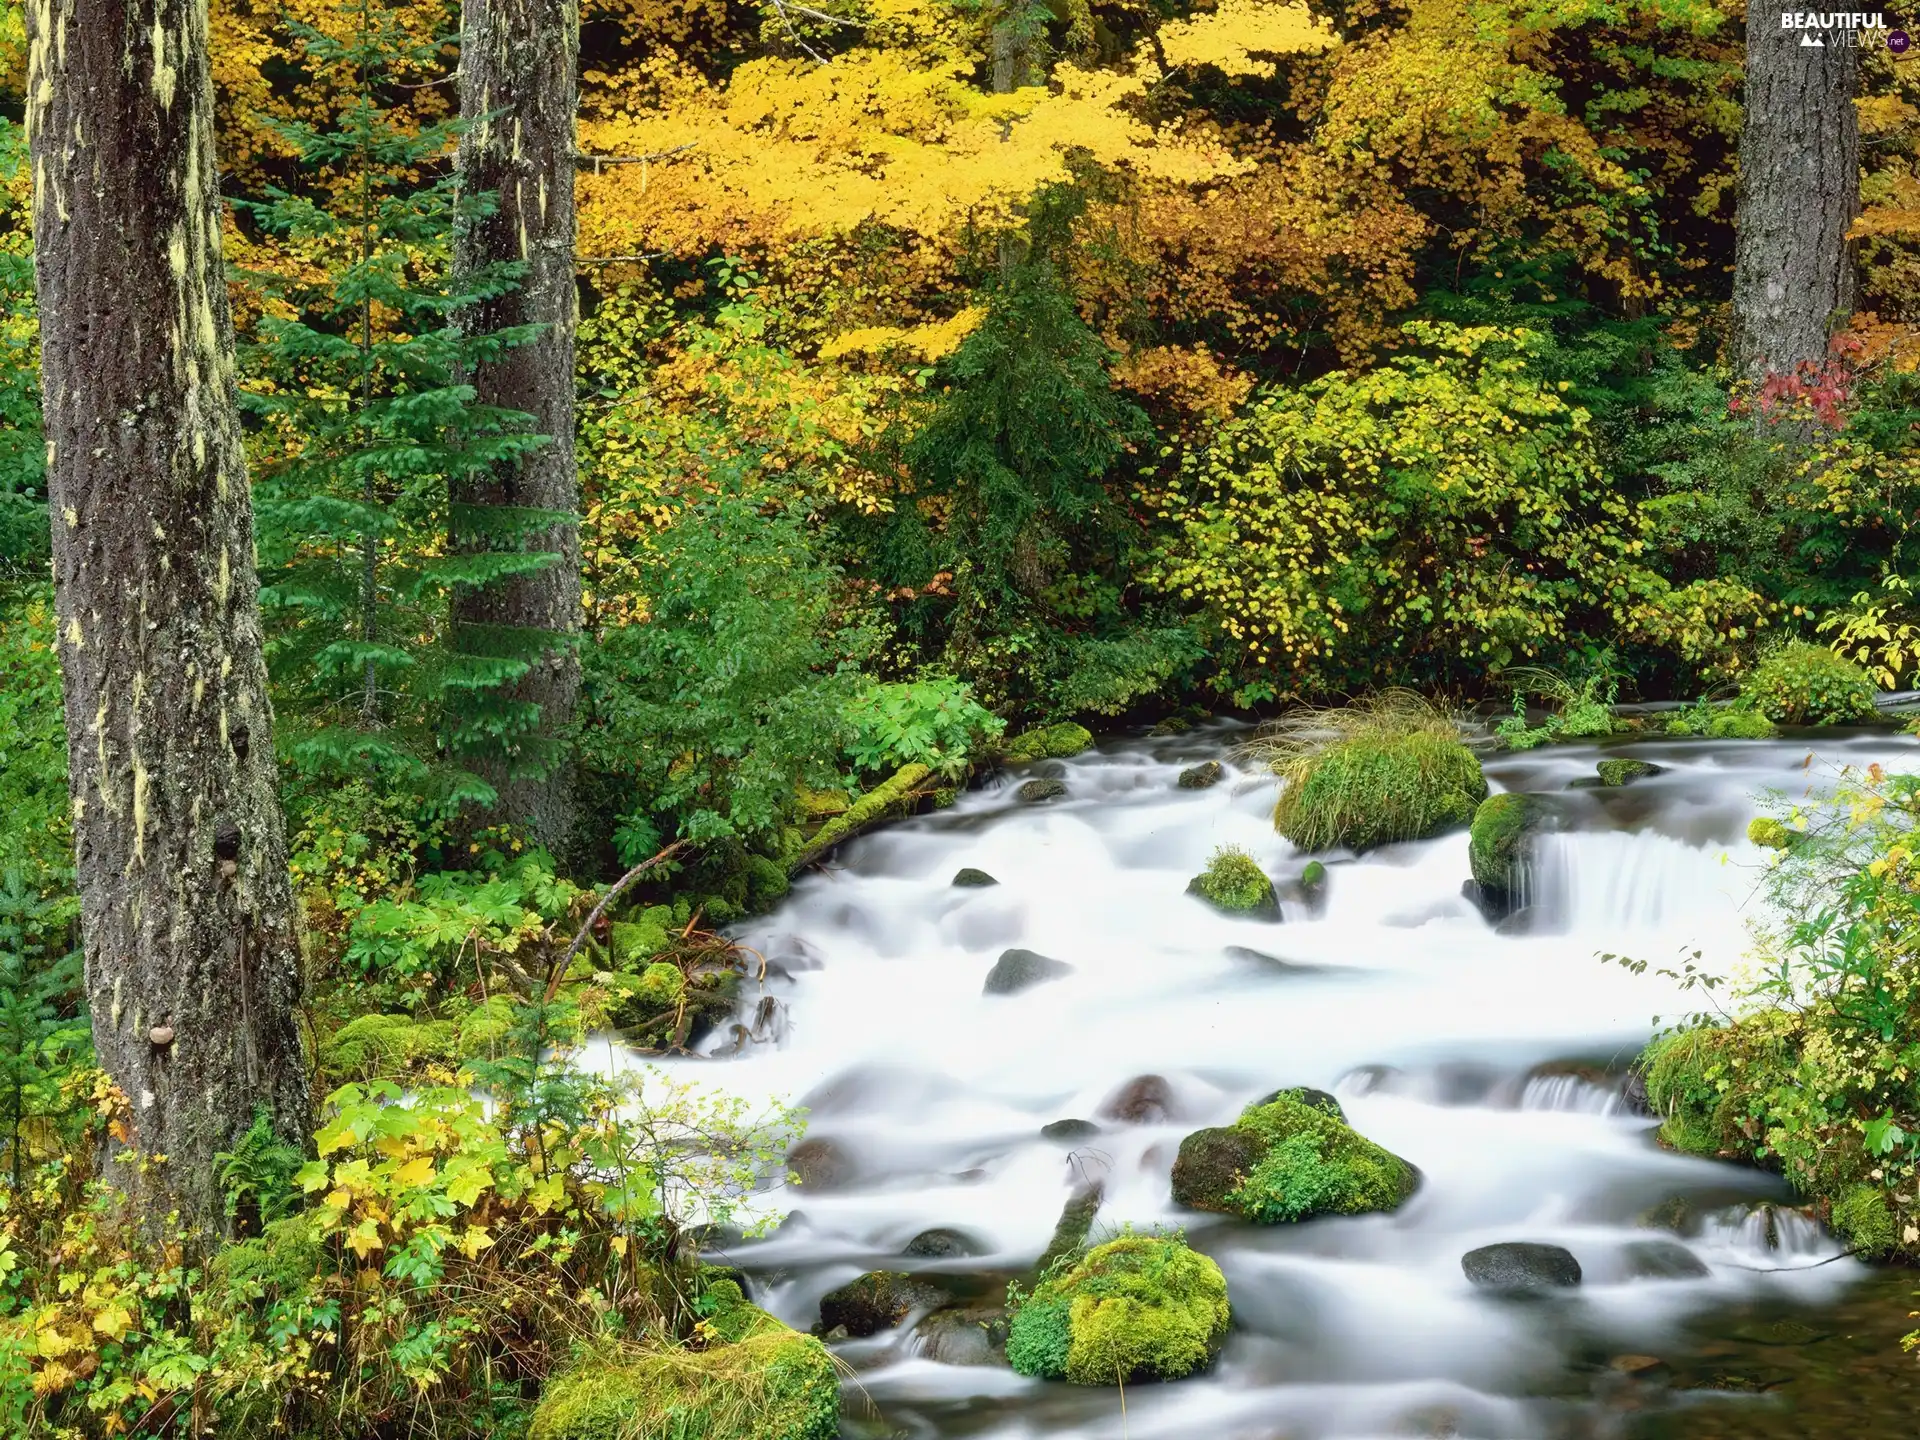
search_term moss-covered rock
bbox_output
[609,903,685,966]
[1707,706,1776,738]
[1272,732,1486,853]
[1469,793,1545,896]
[1299,860,1327,893]
[1017,778,1068,803]
[952,867,998,887]
[1595,759,1662,787]
[1006,1234,1229,1386]
[1831,1184,1897,1256]
[1001,723,1094,763]
[321,1013,458,1081]
[1742,642,1880,726]
[984,947,1074,996]
[530,1301,837,1440]
[1177,761,1224,790]
[607,962,687,1026]
[1185,846,1279,920]
[1171,1093,1417,1223]
[744,854,790,911]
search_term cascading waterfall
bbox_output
[628,726,1914,1439]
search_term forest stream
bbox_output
[634,726,1920,1439]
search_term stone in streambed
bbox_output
[915,1303,1010,1366]
[903,1227,984,1259]
[786,1136,859,1192]
[1041,1117,1101,1143]
[1462,1242,1582,1292]
[1171,1092,1416,1222]
[1178,761,1224,790]
[816,1271,951,1338]
[1186,846,1281,921]
[1099,1074,1178,1125]
[952,867,999,887]
[1017,778,1067,804]
[1468,792,1547,903]
[983,948,1073,996]
[1619,1238,1710,1281]
[1251,1086,1346,1122]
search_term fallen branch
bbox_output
[784,763,932,874]
[548,840,693,1001]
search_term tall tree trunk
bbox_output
[1731,3,1859,383]
[26,0,311,1231]
[452,0,584,851]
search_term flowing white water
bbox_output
[649,727,1914,1438]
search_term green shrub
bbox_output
[1663,698,1776,738]
[1006,1233,1229,1386]
[1492,666,1619,750]
[1748,817,1797,850]
[1252,693,1485,852]
[1187,846,1278,917]
[1171,1093,1417,1223]
[1639,1016,1797,1159]
[1741,642,1879,726]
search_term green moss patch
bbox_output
[1186,846,1279,919]
[1001,722,1094,763]
[1171,1093,1417,1223]
[1640,1016,1797,1160]
[1006,1234,1229,1386]
[530,1308,838,1440]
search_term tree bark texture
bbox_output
[1732,1,1859,382]
[453,0,584,850]
[25,0,311,1229]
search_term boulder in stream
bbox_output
[785,1137,859,1192]
[903,1227,985,1260]
[1171,1092,1417,1222]
[1017,778,1068,804]
[1099,1074,1179,1125]
[1041,1118,1101,1144]
[1462,1242,1582,1292]
[1596,759,1664,788]
[1178,761,1224,790]
[983,947,1074,996]
[816,1270,952,1337]
[1619,1238,1711,1281]
[952,867,999,887]
[1005,1233,1229,1385]
[915,1303,1011,1366]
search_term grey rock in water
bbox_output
[915,1304,1010,1366]
[1252,1085,1346,1122]
[1619,1238,1711,1281]
[1462,1242,1583,1292]
[1178,761,1224,790]
[786,1137,859,1192]
[952,867,999,887]
[1100,1074,1178,1124]
[1017,778,1068,803]
[1041,1118,1101,1143]
[817,1271,952,1337]
[983,947,1074,996]
[903,1227,984,1259]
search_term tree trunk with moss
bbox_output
[452,0,584,849]
[26,0,311,1231]
[1731,0,1859,384]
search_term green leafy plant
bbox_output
[0,869,85,1189]
[1492,664,1619,750]
[843,676,1003,777]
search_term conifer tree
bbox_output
[240,15,558,814]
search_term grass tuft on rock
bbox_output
[1187,845,1278,918]
[1001,722,1094,763]
[1248,692,1485,852]
[530,1297,839,1440]
[1006,1232,1229,1386]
